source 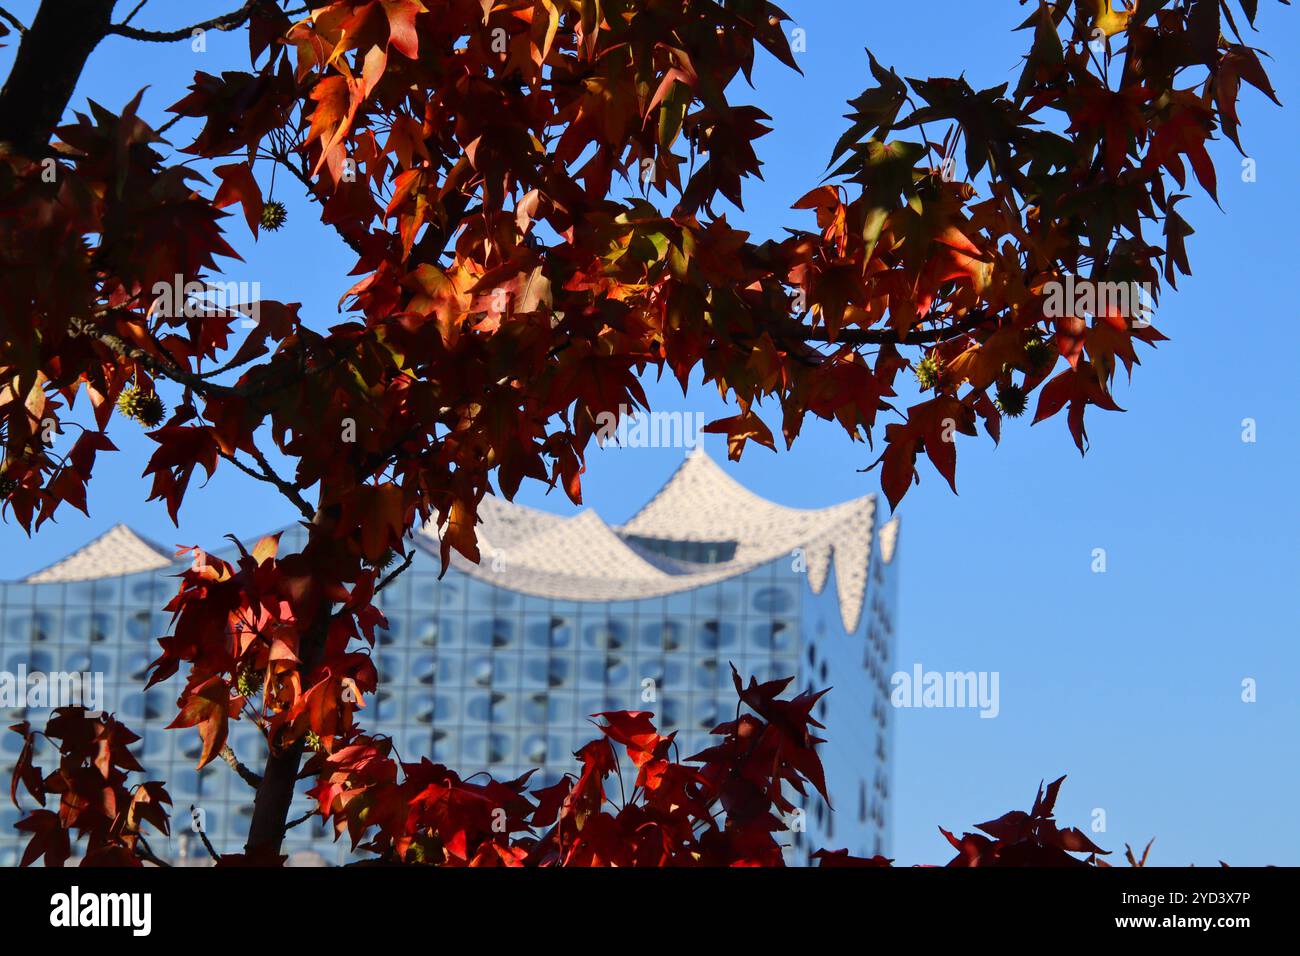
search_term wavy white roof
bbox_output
[423,448,896,633]
[19,451,897,633]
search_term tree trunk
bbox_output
[244,503,338,856]
[242,605,329,856]
[0,0,341,861]
[0,0,119,156]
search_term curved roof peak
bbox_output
[424,447,887,633]
[492,509,665,582]
[619,446,875,547]
[24,524,174,583]
[475,493,569,554]
[619,447,780,541]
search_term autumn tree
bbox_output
[0,0,1285,864]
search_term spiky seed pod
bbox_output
[304,730,322,752]
[406,842,428,865]
[914,353,944,391]
[995,382,1029,418]
[116,385,166,427]
[116,386,145,420]
[0,475,17,497]
[375,549,398,572]
[137,394,165,427]
[1023,336,1055,376]
[260,200,288,232]
[235,665,264,699]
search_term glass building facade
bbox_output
[0,450,898,865]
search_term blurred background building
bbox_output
[0,449,898,865]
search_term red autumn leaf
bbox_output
[16,809,71,868]
[1032,362,1124,453]
[212,161,264,236]
[1,0,1284,868]
[876,396,977,509]
[166,676,237,769]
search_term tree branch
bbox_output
[0,5,26,33]
[219,743,264,789]
[190,804,222,862]
[70,314,236,394]
[776,311,993,348]
[219,448,314,521]
[282,809,317,833]
[0,0,118,156]
[410,189,473,266]
[118,0,148,26]
[245,534,333,856]
[273,150,368,256]
[375,549,415,594]
[108,0,313,40]
[69,313,353,404]
[108,1,258,42]
[134,831,173,868]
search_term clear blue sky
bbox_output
[3,1,1297,866]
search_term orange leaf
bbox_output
[166,676,235,769]
[704,407,776,460]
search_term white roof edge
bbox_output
[421,449,891,633]
[879,515,901,565]
[22,452,896,635]
[23,524,175,583]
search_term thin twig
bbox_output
[109,1,257,42]
[219,743,264,789]
[273,152,368,255]
[119,0,149,27]
[773,309,991,349]
[135,831,173,867]
[219,449,315,521]
[69,313,353,404]
[70,314,236,396]
[283,809,317,833]
[247,441,315,517]
[154,113,184,137]
[795,315,989,347]
[375,549,415,594]
[189,804,222,862]
[107,3,309,43]
[0,4,26,33]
